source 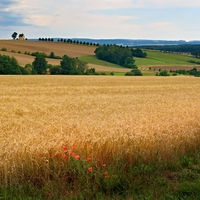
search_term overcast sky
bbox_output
[0,0,200,40]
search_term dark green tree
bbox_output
[50,65,62,74]
[131,48,147,58]
[61,55,77,74]
[191,51,200,58]
[95,45,133,67]
[0,55,21,74]
[32,54,48,74]
[123,57,137,68]
[49,52,55,58]
[11,32,18,40]
[60,55,88,75]
[76,59,88,74]
[86,68,96,75]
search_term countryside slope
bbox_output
[0,40,200,73]
[0,40,130,72]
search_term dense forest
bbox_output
[140,45,200,57]
[94,45,147,68]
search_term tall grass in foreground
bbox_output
[0,76,200,197]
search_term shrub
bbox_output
[159,70,170,76]
[125,72,135,76]
[100,72,106,75]
[19,66,31,75]
[110,72,114,76]
[49,52,55,58]
[125,69,143,76]
[1,47,7,51]
[86,68,96,75]
[50,66,62,75]
[24,63,33,74]
[31,52,48,58]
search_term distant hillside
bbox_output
[30,38,200,46]
[70,39,200,46]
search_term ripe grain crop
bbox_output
[0,76,200,186]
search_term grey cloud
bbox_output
[0,1,31,27]
[0,12,27,26]
[0,0,17,8]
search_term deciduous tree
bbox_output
[32,54,48,74]
[11,32,18,40]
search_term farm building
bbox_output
[18,33,25,40]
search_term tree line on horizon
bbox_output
[38,38,100,46]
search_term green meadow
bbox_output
[134,50,200,66]
[79,55,122,68]
[80,50,200,68]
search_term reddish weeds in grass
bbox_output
[86,157,91,162]
[88,167,93,172]
[62,146,67,151]
[104,171,109,175]
[74,155,80,160]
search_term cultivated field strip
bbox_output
[0,76,200,184]
[0,40,95,57]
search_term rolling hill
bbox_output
[1,40,200,74]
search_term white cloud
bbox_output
[130,0,200,8]
[1,0,200,40]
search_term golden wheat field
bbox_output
[0,75,200,185]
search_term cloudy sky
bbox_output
[0,0,200,40]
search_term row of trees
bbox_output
[154,68,200,76]
[176,68,200,76]
[38,38,100,46]
[32,53,89,75]
[0,53,91,75]
[31,51,62,59]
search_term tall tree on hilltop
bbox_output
[11,32,18,40]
